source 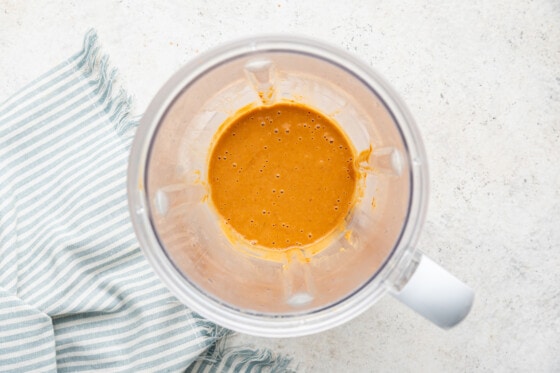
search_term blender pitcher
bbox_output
[127,36,474,337]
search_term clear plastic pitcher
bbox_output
[127,36,474,337]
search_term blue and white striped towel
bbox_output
[0,30,292,372]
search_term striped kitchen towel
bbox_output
[0,30,292,372]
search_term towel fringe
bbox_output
[78,29,138,147]
[191,325,295,372]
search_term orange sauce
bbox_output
[208,102,358,250]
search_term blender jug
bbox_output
[128,36,474,337]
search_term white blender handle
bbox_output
[391,252,474,329]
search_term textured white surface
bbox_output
[1,0,559,371]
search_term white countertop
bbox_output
[1,1,559,371]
